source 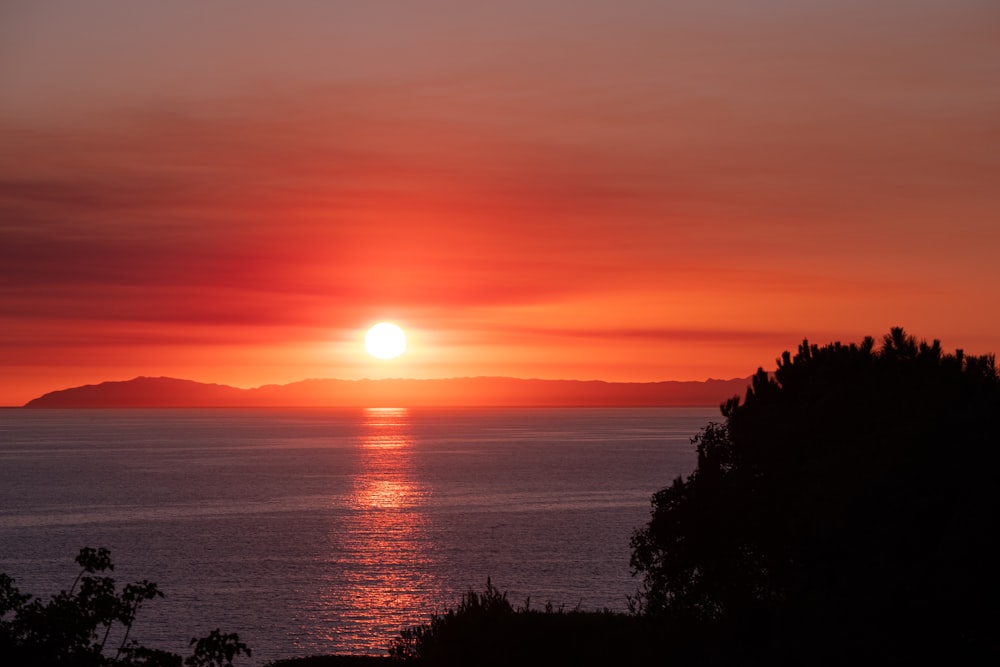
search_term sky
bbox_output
[1,0,998,405]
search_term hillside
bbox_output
[23,376,751,408]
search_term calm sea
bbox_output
[0,407,716,663]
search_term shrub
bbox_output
[0,547,250,667]
[389,580,658,666]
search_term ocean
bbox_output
[0,407,716,663]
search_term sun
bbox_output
[365,322,407,360]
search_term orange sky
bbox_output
[1,1,998,406]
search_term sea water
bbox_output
[0,407,716,663]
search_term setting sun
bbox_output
[365,322,407,360]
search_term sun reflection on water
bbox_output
[306,408,438,654]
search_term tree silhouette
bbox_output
[631,328,998,662]
[0,548,250,667]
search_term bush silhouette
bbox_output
[389,578,514,663]
[389,579,657,666]
[631,328,998,663]
[0,547,250,667]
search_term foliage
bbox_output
[185,629,251,667]
[388,579,657,666]
[0,548,250,667]
[388,579,513,663]
[630,328,999,662]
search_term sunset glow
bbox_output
[1,1,998,405]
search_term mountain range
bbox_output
[22,376,752,408]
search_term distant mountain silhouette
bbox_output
[23,376,752,408]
